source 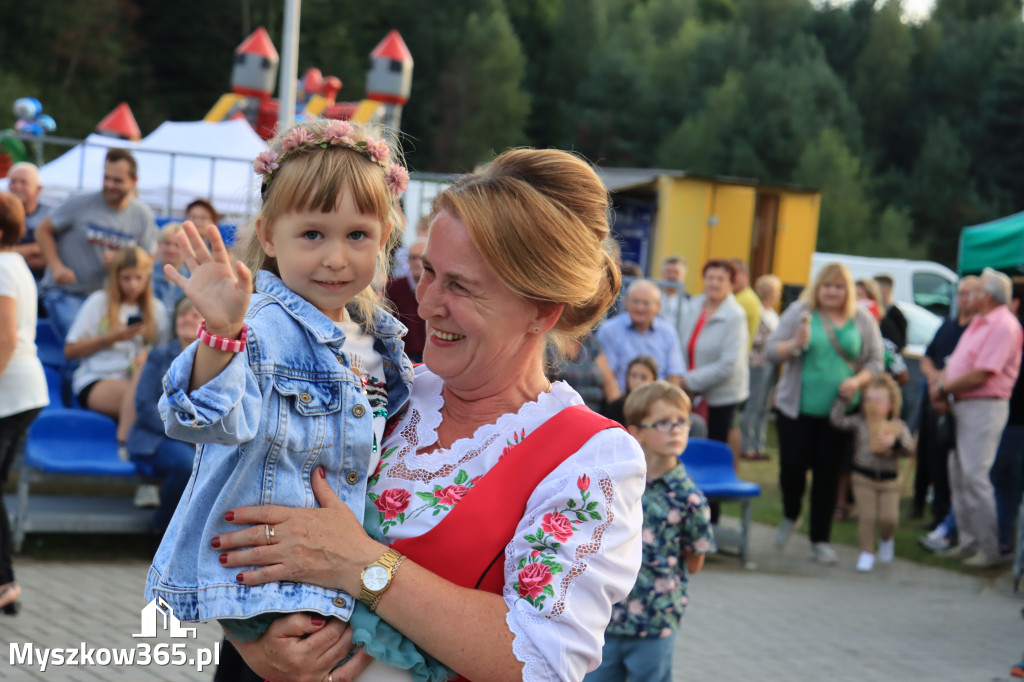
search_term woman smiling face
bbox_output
[416,210,547,394]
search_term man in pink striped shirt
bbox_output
[932,268,1023,568]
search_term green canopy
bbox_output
[958,211,1024,275]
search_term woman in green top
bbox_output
[767,262,884,565]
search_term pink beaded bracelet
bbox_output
[197,321,248,353]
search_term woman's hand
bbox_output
[165,220,252,338]
[229,612,375,682]
[215,467,384,593]
[837,377,860,400]
[793,319,811,350]
[52,263,76,285]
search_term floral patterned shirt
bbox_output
[606,464,715,639]
[370,366,647,681]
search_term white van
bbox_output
[811,253,958,318]
[810,253,959,357]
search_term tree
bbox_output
[850,0,915,169]
[430,3,530,172]
[905,117,979,264]
[793,128,872,255]
[531,0,608,148]
[933,0,1022,24]
[657,51,862,183]
[976,37,1024,214]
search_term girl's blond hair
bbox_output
[235,119,405,332]
[864,373,902,419]
[430,148,621,355]
[105,245,157,344]
[800,262,858,320]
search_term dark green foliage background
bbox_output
[2,0,1022,265]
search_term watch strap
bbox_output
[359,548,404,612]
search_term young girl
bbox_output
[830,374,913,572]
[602,354,658,426]
[147,119,418,645]
[64,245,168,439]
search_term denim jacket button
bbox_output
[299,392,312,404]
[345,471,360,485]
[352,404,366,417]
[333,597,347,608]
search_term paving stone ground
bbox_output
[0,520,1021,681]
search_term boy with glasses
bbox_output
[586,381,715,682]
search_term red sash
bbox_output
[390,404,621,680]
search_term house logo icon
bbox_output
[133,597,197,639]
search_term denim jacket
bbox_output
[147,270,414,624]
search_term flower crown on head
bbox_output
[253,119,409,198]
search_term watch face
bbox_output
[364,565,390,591]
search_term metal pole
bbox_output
[167,154,176,216]
[278,0,301,130]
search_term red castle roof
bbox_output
[96,102,141,141]
[370,30,412,63]
[236,27,279,60]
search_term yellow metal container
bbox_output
[601,169,820,295]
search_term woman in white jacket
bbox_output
[677,259,750,445]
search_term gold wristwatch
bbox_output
[358,548,405,612]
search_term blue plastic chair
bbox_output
[41,365,63,410]
[680,437,761,562]
[13,408,149,552]
[35,320,65,370]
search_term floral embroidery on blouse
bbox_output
[369,427,525,534]
[514,474,602,609]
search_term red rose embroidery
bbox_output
[542,511,575,542]
[434,484,470,506]
[517,563,553,599]
[577,474,590,492]
[374,488,411,519]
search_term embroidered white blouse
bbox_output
[370,366,646,681]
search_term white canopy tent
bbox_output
[25,119,267,220]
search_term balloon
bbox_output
[36,114,56,132]
[14,120,43,136]
[13,97,41,120]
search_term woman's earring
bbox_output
[533,326,541,334]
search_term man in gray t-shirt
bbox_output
[36,148,158,339]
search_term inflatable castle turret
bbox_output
[366,30,413,130]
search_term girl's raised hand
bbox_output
[164,221,252,336]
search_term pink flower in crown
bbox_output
[364,137,391,164]
[323,119,354,143]
[281,127,312,153]
[253,150,279,177]
[385,163,409,197]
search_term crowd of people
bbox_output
[550,250,1024,575]
[1,124,1023,680]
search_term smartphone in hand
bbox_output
[126,313,143,326]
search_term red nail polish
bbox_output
[317,466,326,479]
[224,511,234,522]
[310,616,325,627]
[219,553,228,565]
[236,573,244,583]
[211,537,221,549]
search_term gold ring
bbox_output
[265,524,275,543]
